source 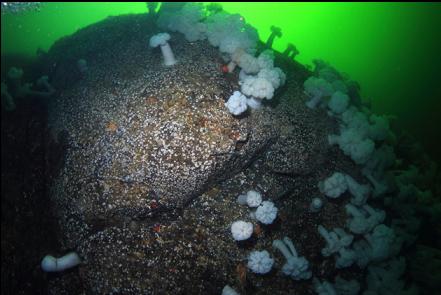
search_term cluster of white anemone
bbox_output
[149,3,286,117]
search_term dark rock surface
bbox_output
[42,13,355,294]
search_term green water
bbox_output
[2,2,441,161]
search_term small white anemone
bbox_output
[241,76,274,100]
[225,91,248,115]
[245,190,262,207]
[149,33,177,66]
[255,201,278,224]
[231,220,253,241]
[247,250,274,274]
[41,252,81,272]
[310,197,323,213]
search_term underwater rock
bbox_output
[263,98,333,176]
[46,14,280,245]
[43,13,350,294]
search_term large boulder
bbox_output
[47,14,278,247]
[43,14,341,294]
